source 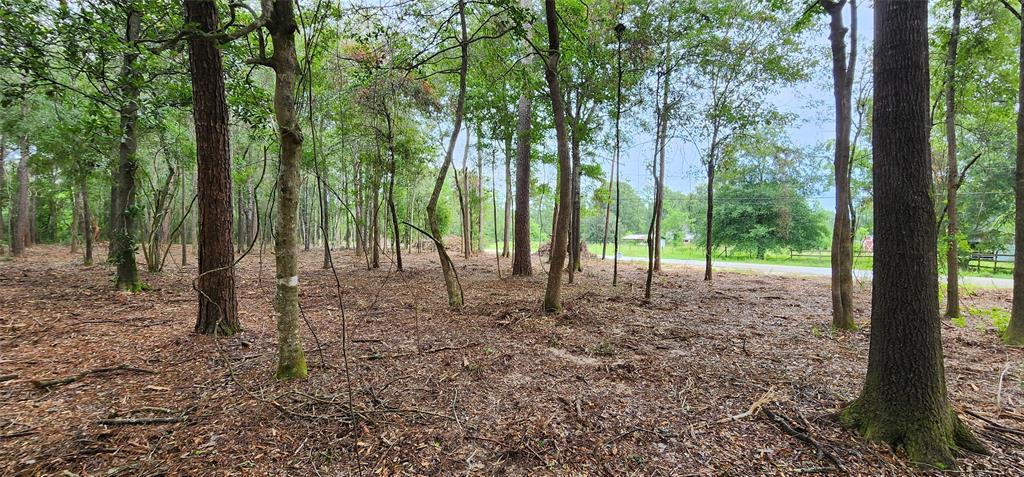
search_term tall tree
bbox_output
[265,0,307,379]
[1006,0,1024,344]
[186,0,240,336]
[541,0,571,313]
[824,0,857,330]
[110,6,142,290]
[11,134,29,256]
[840,0,986,467]
[426,0,467,309]
[943,0,963,320]
[511,0,533,277]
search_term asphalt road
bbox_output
[611,255,1012,289]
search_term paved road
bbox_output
[610,255,1013,289]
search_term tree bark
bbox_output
[541,0,571,313]
[186,0,240,336]
[426,0,467,309]
[80,176,93,265]
[840,1,987,467]
[703,138,716,282]
[70,188,80,254]
[1010,4,1024,344]
[503,133,512,258]
[512,91,533,276]
[11,138,30,257]
[111,7,142,289]
[944,0,962,319]
[825,0,857,330]
[0,136,6,254]
[460,128,471,258]
[267,0,307,379]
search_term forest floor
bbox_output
[2,244,1024,476]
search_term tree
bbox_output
[541,0,570,313]
[823,0,857,330]
[840,1,987,467]
[1006,0,1024,344]
[11,119,29,257]
[427,0,467,309]
[511,0,534,277]
[684,1,808,281]
[186,0,240,336]
[264,0,307,379]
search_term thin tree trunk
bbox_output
[187,0,240,335]
[503,133,512,258]
[179,157,187,266]
[943,0,962,319]
[825,0,857,330]
[0,136,6,254]
[476,135,483,254]
[654,67,669,272]
[70,188,80,254]
[80,177,93,265]
[1009,3,1024,344]
[111,8,142,289]
[840,1,987,467]
[703,138,717,282]
[11,135,31,256]
[268,0,307,379]
[426,0,467,309]
[460,128,472,258]
[542,0,571,313]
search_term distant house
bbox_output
[861,235,873,253]
[623,234,665,247]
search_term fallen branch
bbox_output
[32,364,156,389]
[0,374,17,383]
[763,408,845,472]
[97,416,187,426]
[356,342,478,361]
[717,388,777,423]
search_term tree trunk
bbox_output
[512,91,533,275]
[503,133,512,258]
[646,64,670,298]
[426,0,467,309]
[80,177,93,265]
[943,0,962,319]
[460,128,471,258]
[187,0,240,336]
[840,1,986,467]
[568,117,582,282]
[512,3,534,277]
[388,157,403,271]
[541,0,571,313]
[268,0,307,379]
[11,138,30,257]
[1010,6,1024,344]
[111,8,142,289]
[703,142,716,282]
[826,0,857,330]
[179,161,187,266]
[0,136,6,254]
[654,63,670,273]
[476,136,483,254]
[70,188,80,254]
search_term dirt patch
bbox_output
[1,245,1023,475]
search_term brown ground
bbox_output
[2,244,1024,476]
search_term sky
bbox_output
[609,0,877,213]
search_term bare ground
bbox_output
[2,244,1024,476]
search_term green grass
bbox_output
[494,240,1010,279]
[611,243,875,270]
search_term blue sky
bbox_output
[610,0,876,212]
